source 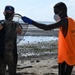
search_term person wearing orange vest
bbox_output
[21,2,75,75]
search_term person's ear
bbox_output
[3,12,6,16]
[12,12,14,16]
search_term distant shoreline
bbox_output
[19,24,59,36]
[25,30,58,36]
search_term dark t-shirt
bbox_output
[0,20,20,56]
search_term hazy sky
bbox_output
[0,0,75,22]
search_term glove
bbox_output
[21,16,33,24]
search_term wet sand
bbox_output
[17,54,58,75]
[16,41,75,75]
[16,54,75,75]
[6,55,75,75]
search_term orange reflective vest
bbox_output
[58,17,75,65]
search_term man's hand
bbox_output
[16,26,22,34]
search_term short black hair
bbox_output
[54,2,67,12]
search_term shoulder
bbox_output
[0,20,5,24]
[67,17,74,22]
[0,20,5,28]
[67,17,75,26]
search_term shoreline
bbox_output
[21,25,58,36]
[17,40,58,59]
[25,29,58,36]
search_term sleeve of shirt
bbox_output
[0,20,5,27]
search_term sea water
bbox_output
[18,21,58,45]
[18,36,58,45]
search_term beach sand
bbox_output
[17,54,58,75]
[16,40,75,75]
[16,54,75,75]
[5,53,75,75]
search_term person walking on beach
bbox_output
[21,2,75,75]
[0,5,22,75]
